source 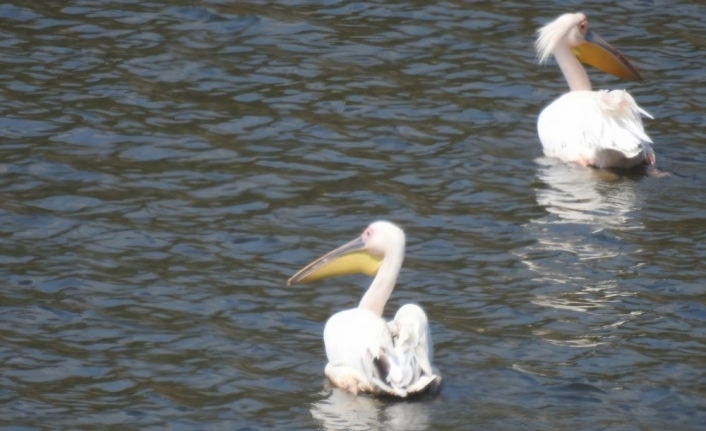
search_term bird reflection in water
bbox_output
[520,158,649,324]
[310,387,431,431]
[534,157,644,229]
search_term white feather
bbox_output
[536,13,581,64]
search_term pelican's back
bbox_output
[323,308,393,384]
[538,90,654,168]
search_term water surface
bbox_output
[1,1,705,430]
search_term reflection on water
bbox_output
[534,157,643,229]
[520,159,647,336]
[521,158,646,285]
[310,388,429,431]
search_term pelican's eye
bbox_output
[579,20,588,34]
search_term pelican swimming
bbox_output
[536,12,654,169]
[287,221,441,397]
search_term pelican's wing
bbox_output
[595,89,653,154]
[386,304,441,395]
[538,90,654,168]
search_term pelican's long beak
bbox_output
[286,237,383,286]
[573,30,643,81]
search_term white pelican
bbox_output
[536,12,655,169]
[287,221,441,398]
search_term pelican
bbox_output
[287,221,441,397]
[536,12,654,169]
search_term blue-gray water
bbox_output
[1,1,705,430]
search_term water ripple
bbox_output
[0,0,705,430]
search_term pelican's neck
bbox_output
[358,249,404,317]
[554,44,592,91]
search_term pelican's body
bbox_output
[288,221,440,397]
[536,13,654,169]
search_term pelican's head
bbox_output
[287,221,405,285]
[536,12,643,81]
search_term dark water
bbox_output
[1,1,705,429]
